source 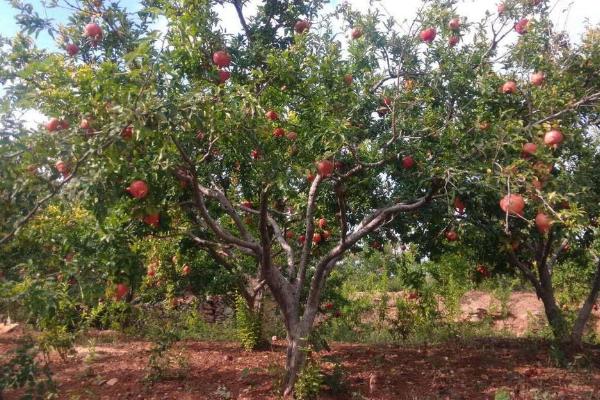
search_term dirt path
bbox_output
[2,329,600,399]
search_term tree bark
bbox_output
[282,330,308,398]
[571,259,600,348]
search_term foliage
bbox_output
[0,338,56,399]
[294,358,323,400]
[234,293,264,351]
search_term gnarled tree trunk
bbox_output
[571,259,600,348]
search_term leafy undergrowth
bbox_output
[2,328,600,399]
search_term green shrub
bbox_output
[234,294,264,351]
[295,358,323,400]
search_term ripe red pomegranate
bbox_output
[286,131,297,140]
[127,180,149,199]
[80,118,91,130]
[84,23,102,39]
[218,70,231,83]
[285,231,295,240]
[445,230,458,241]
[147,269,156,277]
[46,118,61,132]
[448,18,461,31]
[143,213,160,228]
[515,18,529,35]
[182,264,191,276]
[294,20,310,34]
[265,110,279,121]
[544,129,564,147]
[351,27,363,40]
[454,197,466,214]
[66,43,79,56]
[532,177,544,190]
[448,36,460,47]
[535,212,552,233]
[318,218,327,229]
[55,161,70,176]
[343,74,353,85]
[121,126,133,140]
[500,194,525,215]
[312,233,322,244]
[479,121,491,131]
[241,200,253,209]
[407,291,419,300]
[383,97,392,107]
[324,302,334,310]
[115,283,128,301]
[317,160,334,177]
[497,3,506,14]
[212,50,231,68]
[273,127,285,138]
[502,80,517,94]
[420,27,436,43]
[251,149,261,160]
[59,120,69,130]
[530,72,545,86]
[307,172,315,182]
[299,235,306,244]
[402,155,415,169]
[196,131,206,140]
[522,142,537,157]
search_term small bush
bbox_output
[295,358,323,400]
[234,294,264,351]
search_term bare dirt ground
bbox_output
[2,290,600,399]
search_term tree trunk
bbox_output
[283,333,307,398]
[571,260,600,348]
[538,287,568,342]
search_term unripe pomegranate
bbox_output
[502,80,517,94]
[535,212,552,233]
[127,180,149,199]
[316,160,334,177]
[402,155,415,169]
[500,194,525,215]
[544,130,564,147]
[419,27,436,43]
[66,43,79,56]
[479,121,491,131]
[294,20,310,34]
[212,50,231,68]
